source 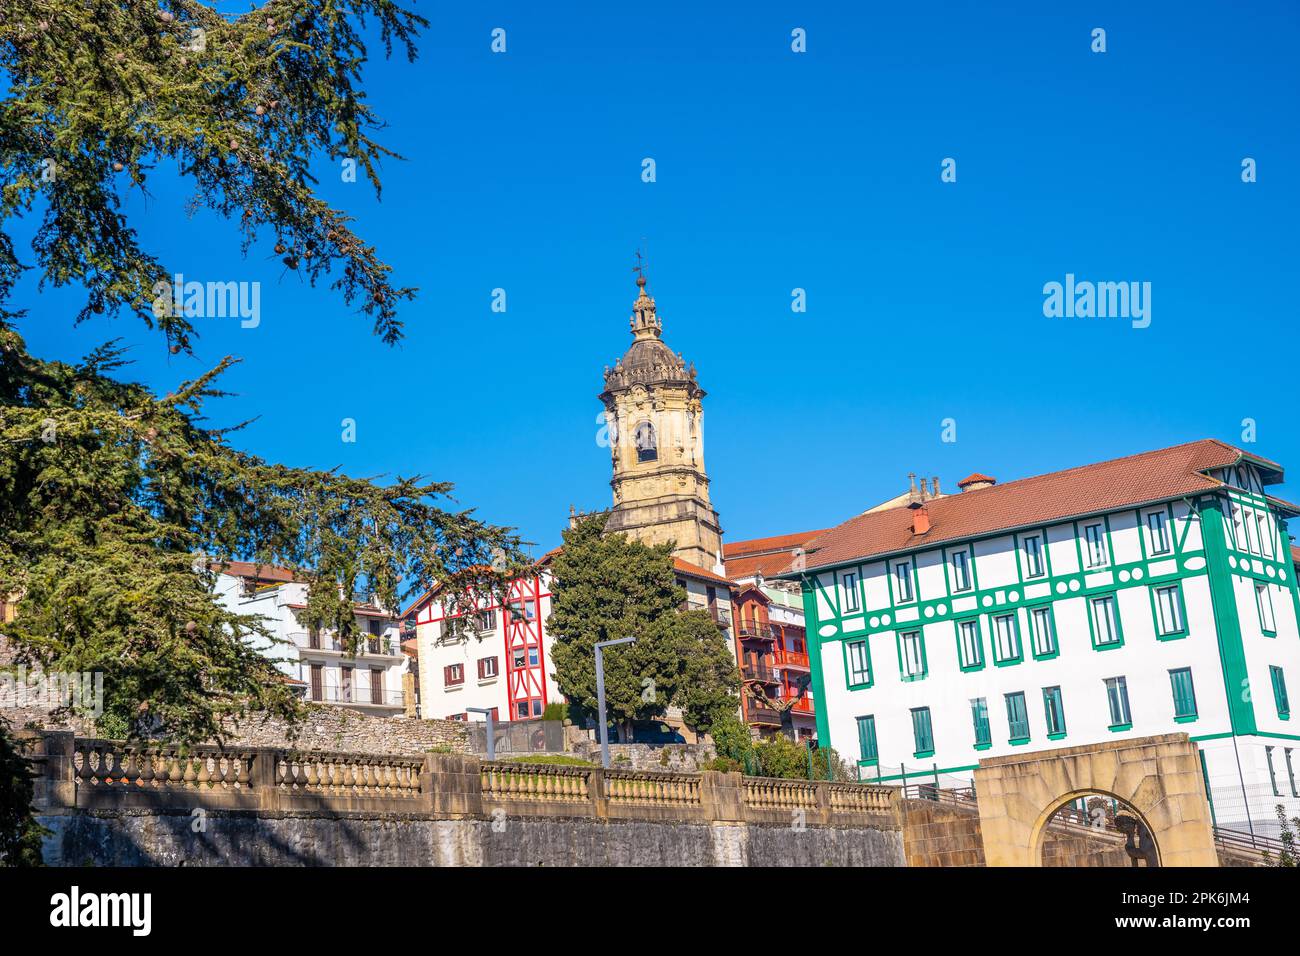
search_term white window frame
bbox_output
[951,550,972,592]
[1029,606,1055,657]
[1083,523,1108,569]
[900,630,924,678]
[1022,534,1045,578]
[1256,582,1277,635]
[958,619,981,668]
[1145,510,1170,555]
[842,572,860,612]
[1154,584,1184,636]
[893,561,913,603]
[846,640,871,686]
[992,613,1018,663]
[1091,595,1120,646]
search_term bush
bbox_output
[703,756,743,773]
[541,702,567,723]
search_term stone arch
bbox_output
[972,733,1218,867]
[1032,789,1161,867]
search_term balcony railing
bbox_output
[308,686,404,708]
[775,646,810,668]
[290,631,401,656]
[745,705,782,727]
[777,693,814,714]
[741,663,778,684]
[709,604,732,628]
[737,622,774,641]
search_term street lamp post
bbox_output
[594,636,636,769]
[466,706,497,761]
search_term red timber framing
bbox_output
[504,575,550,720]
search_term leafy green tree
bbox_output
[0,0,426,347]
[547,515,739,742]
[0,723,47,866]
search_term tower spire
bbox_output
[629,249,661,340]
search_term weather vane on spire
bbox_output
[632,248,648,287]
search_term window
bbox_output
[1023,535,1045,578]
[1105,676,1132,728]
[310,663,323,701]
[856,715,878,764]
[1043,686,1066,738]
[478,656,499,680]
[340,666,354,703]
[992,613,1020,664]
[842,572,860,612]
[1266,746,1280,797]
[1089,594,1122,648]
[1028,606,1056,658]
[1256,583,1277,635]
[1146,510,1170,555]
[1169,668,1198,721]
[634,421,657,463]
[957,619,983,670]
[444,663,464,687]
[910,707,934,757]
[899,630,926,680]
[951,550,972,592]
[1153,584,1185,638]
[1271,665,1291,719]
[1259,512,1276,559]
[845,640,871,687]
[1083,523,1108,568]
[893,562,913,602]
[1243,507,1259,555]
[475,609,497,633]
[1005,692,1030,742]
[370,668,385,705]
[971,698,991,748]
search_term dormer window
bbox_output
[634,421,657,462]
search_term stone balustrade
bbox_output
[21,730,899,829]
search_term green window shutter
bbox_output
[1271,666,1290,718]
[910,707,933,755]
[1043,686,1066,736]
[857,715,878,762]
[971,697,991,747]
[1169,668,1198,719]
[1005,692,1029,741]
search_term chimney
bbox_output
[908,473,918,502]
[957,473,997,493]
[909,500,931,536]
[932,476,941,497]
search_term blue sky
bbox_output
[10,1,1300,557]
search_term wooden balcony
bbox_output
[774,646,810,668]
[736,622,774,642]
[744,705,782,728]
[778,693,814,714]
[741,662,778,684]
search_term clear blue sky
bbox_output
[11,1,1300,557]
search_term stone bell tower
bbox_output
[599,272,724,573]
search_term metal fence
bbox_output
[467,718,565,756]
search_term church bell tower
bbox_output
[599,271,724,573]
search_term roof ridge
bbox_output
[940,438,1224,500]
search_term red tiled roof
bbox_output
[1292,544,1300,569]
[785,439,1286,575]
[672,557,735,588]
[957,473,996,487]
[723,530,829,558]
[724,529,827,580]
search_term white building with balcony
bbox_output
[213,562,408,714]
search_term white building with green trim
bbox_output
[780,440,1300,836]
